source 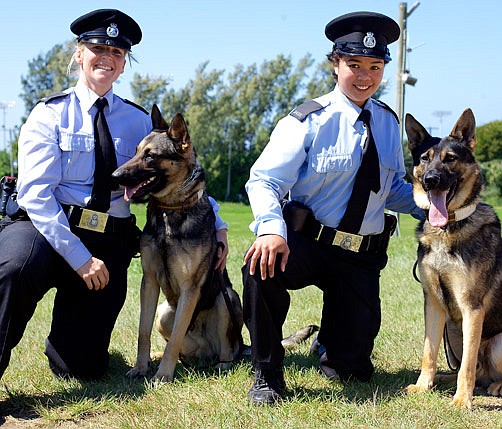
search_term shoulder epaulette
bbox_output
[38,91,69,105]
[123,98,149,115]
[289,100,324,122]
[373,99,400,124]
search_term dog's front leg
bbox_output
[126,275,161,378]
[452,307,485,409]
[154,286,201,382]
[405,295,446,394]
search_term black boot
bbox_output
[319,351,340,381]
[311,337,339,381]
[247,368,286,405]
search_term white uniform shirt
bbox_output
[246,85,422,240]
[17,80,227,270]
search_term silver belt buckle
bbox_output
[78,208,109,233]
[333,230,363,252]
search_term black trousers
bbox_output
[242,228,388,382]
[0,218,135,380]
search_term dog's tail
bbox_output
[240,324,320,357]
[281,324,319,349]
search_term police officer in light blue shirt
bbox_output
[243,11,424,405]
[0,9,228,381]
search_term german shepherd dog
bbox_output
[112,105,243,382]
[404,108,502,408]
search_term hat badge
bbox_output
[106,23,119,38]
[363,32,376,48]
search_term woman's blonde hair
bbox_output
[66,42,136,76]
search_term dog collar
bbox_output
[447,203,478,223]
[157,188,204,211]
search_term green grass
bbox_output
[1,203,501,428]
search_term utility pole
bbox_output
[395,1,420,143]
[393,2,420,237]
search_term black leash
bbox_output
[412,259,421,283]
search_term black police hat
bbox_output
[325,11,400,61]
[70,9,142,51]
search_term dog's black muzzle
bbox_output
[423,170,442,191]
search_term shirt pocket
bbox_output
[59,132,95,181]
[378,153,400,198]
[311,153,353,174]
[114,138,137,166]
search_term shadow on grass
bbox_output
[2,349,502,424]
[280,352,421,403]
[0,351,147,424]
[282,353,502,410]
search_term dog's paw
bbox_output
[451,392,473,409]
[487,380,502,397]
[215,362,231,370]
[152,372,174,383]
[125,365,149,379]
[404,384,430,394]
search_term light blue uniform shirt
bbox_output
[17,80,227,270]
[246,85,422,240]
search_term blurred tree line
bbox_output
[4,41,502,202]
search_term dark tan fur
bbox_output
[404,108,502,408]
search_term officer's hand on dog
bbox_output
[215,229,229,272]
[244,234,289,280]
[76,257,110,290]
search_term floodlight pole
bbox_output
[0,101,15,176]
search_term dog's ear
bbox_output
[405,113,432,153]
[450,108,476,152]
[151,104,169,131]
[168,113,191,153]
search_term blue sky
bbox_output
[2,0,501,149]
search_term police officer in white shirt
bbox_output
[243,11,424,404]
[0,9,228,380]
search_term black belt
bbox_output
[63,205,135,233]
[306,216,385,253]
[282,200,394,253]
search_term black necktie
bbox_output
[88,97,117,212]
[337,109,380,234]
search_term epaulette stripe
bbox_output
[373,99,399,123]
[289,100,324,122]
[123,98,149,115]
[38,91,69,104]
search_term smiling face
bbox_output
[334,55,385,107]
[74,43,127,95]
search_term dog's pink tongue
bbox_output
[124,185,141,202]
[428,190,449,227]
